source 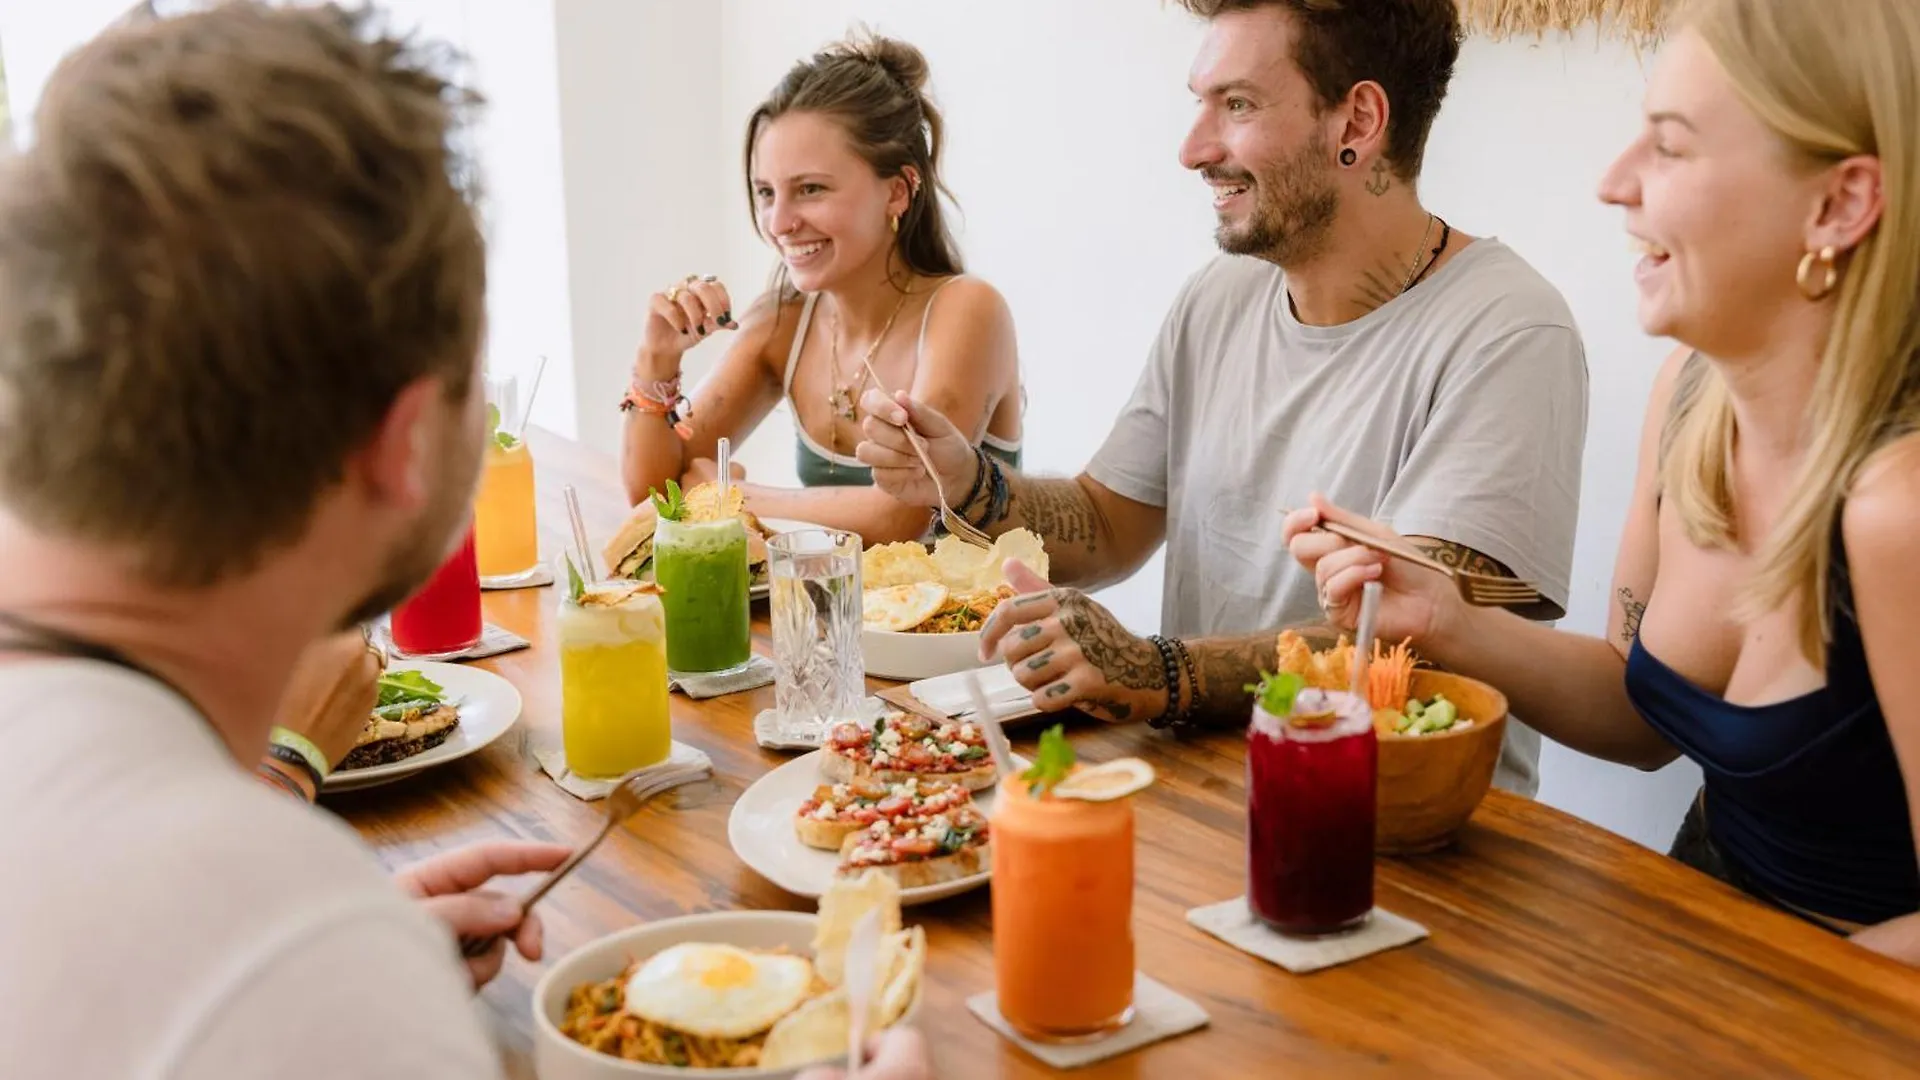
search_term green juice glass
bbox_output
[654,516,752,677]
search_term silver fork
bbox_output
[458,763,708,958]
[857,354,994,550]
[1311,518,1544,610]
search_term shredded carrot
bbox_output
[1366,639,1418,712]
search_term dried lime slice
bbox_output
[1051,757,1155,802]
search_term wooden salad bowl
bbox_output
[1373,669,1508,854]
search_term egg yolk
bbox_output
[698,950,757,989]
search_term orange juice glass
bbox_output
[475,438,539,583]
[991,774,1137,1042]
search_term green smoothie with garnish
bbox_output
[650,482,752,676]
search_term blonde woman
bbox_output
[1286,0,1920,955]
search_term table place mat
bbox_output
[1187,897,1428,974]
[967,973,1209,1069]
[371,619,532,662]
[480,565,554,591]
[753,696,888,751]
[669,655,776,700]
[534,740,712,801]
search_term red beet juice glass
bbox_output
[1247,685,1377,935]
[390,525,483,661]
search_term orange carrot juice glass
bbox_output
[992,732,1152,1043]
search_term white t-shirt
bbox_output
[0,660,502,1079]
[1088,241,1590,795]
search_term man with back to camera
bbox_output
[858,0,1588,793]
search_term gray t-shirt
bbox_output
[1087,240,1588,795]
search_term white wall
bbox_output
[0,0,579,438]
[704,1,1700,849]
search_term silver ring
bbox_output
[699,274,718,283]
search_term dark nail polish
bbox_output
[720,311,733,325]
[697,326,707,336]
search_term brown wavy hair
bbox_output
[0,2,486,586]
[1172,0,1462,180]
[744,30,963,295]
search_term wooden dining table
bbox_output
[336,429,1920,1079]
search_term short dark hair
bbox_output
[0,2,486,586]
[1176,0,1463,179]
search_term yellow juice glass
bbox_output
[559,580,671,779]
[475,438,539,583]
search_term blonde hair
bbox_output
[1659,0,1920,668]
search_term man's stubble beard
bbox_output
[1213,130,1341,268]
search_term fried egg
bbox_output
[862,581,949,633]
[622,943,816,1039]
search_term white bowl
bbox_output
[859,626,983,681]
[532,910,918,1079]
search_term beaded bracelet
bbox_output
[958,446,992,516]
[1171,638,1200,724]
[1146,635,1183,730]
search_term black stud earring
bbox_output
[1339,147,1357,167]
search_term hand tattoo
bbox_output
[1020,625,1043,641]
[1046,683,1073,698]
[1055,593,1166,697]
[1365,159,1391,196]
[1026,651,1054,672]
[1617,587,1646,644]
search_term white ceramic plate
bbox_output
[750,517,830,601]
[531,910,922,1080]
[728,749,1021,906]
[323,661,522,792]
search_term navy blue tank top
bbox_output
[1624,535,1917,924]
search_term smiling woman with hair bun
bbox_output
[619,30,1024,545]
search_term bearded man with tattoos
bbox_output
[857,0,1587,795]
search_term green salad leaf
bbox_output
[1020,724,1076,798]
[1245,670,1304,717]
[376,669,445,709]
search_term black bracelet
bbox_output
[266,743,324,792]
[1171,638,1200,724]
[256,761,312,802]
[954,445,988,513]
[981,454,1011,529]
[1145,635,1184,730]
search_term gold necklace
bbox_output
[826,287,912,464]
[1399,214,1438,293]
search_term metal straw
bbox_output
[716,436,732,508]
[512,355,548,440]
[563,484,596,580]
[1351,581,1383,701]
[962,670,1017,777]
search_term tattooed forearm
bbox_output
[969,471,1106,558]
[1617,587,1646,644]
[1404,536,1514,578]
[1405,536,1565,622]
[1180,632,1279,727]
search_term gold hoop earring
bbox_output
[1796,245,1840,301]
